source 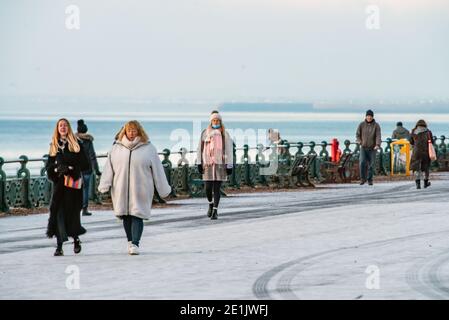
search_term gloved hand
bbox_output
[98,187,110,194]
[197,164,204,174]
[226,164,233,176]
[56,164,70,175]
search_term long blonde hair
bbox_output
[116,120,149,143]
[49,118,81,156]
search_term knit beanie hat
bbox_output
[77,119,88,133]
[210,112,222,122]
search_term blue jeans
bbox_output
[122,215,144,247]
[82,173,92,209]
[359,148,376,182]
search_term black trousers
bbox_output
[205,181,222,208]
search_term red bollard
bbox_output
[331,138,341,163]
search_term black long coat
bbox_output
[410,128,433,172]
[46,140,90,240]
[77,133,100,175]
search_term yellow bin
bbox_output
[390,139,411,176]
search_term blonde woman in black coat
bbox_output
[46,118,90,256]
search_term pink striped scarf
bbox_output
[203,128,223,165]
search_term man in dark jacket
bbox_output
[356,110,382,185]
[392,122,410,141]
[76,119,101,216]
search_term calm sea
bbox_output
[1,109,449,175]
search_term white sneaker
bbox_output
[129,244,140,255]
[127,241,132,254]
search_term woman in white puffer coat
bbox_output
[98,120,171,255]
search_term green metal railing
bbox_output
[1,135,448,213]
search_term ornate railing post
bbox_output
[241,144,253,186]
[255,143,268,186]
[320,141,329,161]
[41,154,52,206]
[177,148,190,195]
[17,155,31,179]
[439,135,447,156]
[295,142,304,159]
[88,155,101,204]
[438,135,449,171]
[229,142,239,188]
[384,139,392,155]
[343,140,352,154]
[446,135,449,154]
[431,135,439,170]
[255,144,266,166]
[0,157,8,212]
[279,141,292,187]
[17,155,31,208]
[307,141,316,156]
[375,146,385,176]
[161,148,176,197]
[353,143,360,155]
[307,141,321,180]
[41,154,48,177]
[384,138,392,174]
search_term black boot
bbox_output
[54,243,64,256]
[416,180,421,189]
[74,238,82,254]
[211,208,218,220]
[207,203,214,218]
[82,207,92,216]
[424,180,431,188]
[360,180,367,185]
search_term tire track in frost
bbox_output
[253,229,449,299]
[406,249,449,299]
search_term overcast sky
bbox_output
[1,0,448,102]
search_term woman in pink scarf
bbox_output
[197,111,234,220]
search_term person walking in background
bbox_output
[392,122,410,141]
[197,111,234,220]
[46,118,90,256]
[76,119,101,216]
[410,120,434,189]
[266,128,286,155]
[356,109,382,186]
[98,120,171,255]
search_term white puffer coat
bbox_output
[98,137,171,220]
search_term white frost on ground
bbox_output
[1,174,449,300]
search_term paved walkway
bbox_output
[1,175,449,299]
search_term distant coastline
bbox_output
[219,102,449,114]
[1,96,449,115]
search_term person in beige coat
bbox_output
[98,121,171,255]
[197,111,234,220]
